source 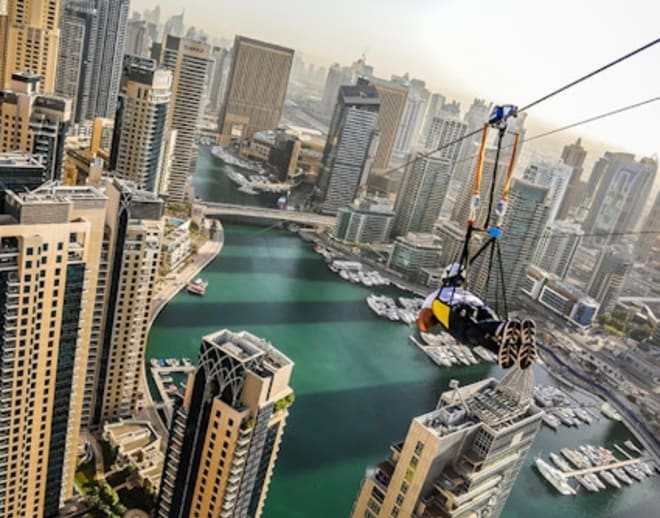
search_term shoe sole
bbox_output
[518,319,537,369]
[498,321,520,369]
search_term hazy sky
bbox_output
[134,0,660,160]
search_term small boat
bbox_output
[624,440,642,454]
[575,475,599,492]
[473,346,496,363]
[187,278,208,296]
[600,470,621,489]
[549,452,571,472]
[575,408,593,425]
[601,402,623,421]
[161,376,173,383]
[534,458,576,495]
[542,414,561,430]
[587,473,605,491]
[182,358,192,367]
[639,462,653,477]
[612,468,633,485]
[624,464,644,481]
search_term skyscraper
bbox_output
[314,84,380,213]
[155,35,212,202]
[207,46,230,114]
[0,182,107,516]
[393,78,429,156]
[587,244,634,312]
[0,72,72,180]
[351,370,542,518]
[163,10,185,38]
[522,158,573,224]
[94,179,164,423]
[0,0,61,91]
[55,1,98,122]
[472,179,550,307]
[420,92,447,144]
[218,36,294,145]
[156,329,294,518]
[584,152,657,244]
[334,197,394,244]
[532,220,584,279]
[321,63,355,116]
[111,57,172,193]
[556,137,587,220]
[89,0,129,119]
[636,191,660,265]
[424,103,466,151]
[125,17,151,57]
[391,153,454,237]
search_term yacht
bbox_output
[534,458,576,495]
[575,475,599,492]
[549,452,571,472]
[463,347,479,365]
[639,462,654,477]
[557,409,578,427]
[187,278,208,296]
[561,448,590,469]
[574,408,593,425]
[600,470,622,489]
[543,414,561,430]
[624,440,642,454]
[612,468,633,485]
[238,185,258,195]
[601,402,623,421]
[587,473,605,491]
[161,376,173,383]
[624,464,645,481]
[473,346,496,363]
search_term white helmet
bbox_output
[442,263,465,283]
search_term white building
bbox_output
[522,158,573,224]
[334,198,394,244]
[161,218,192,271]
[532,221,583,279]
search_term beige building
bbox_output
[0,72,72,180]
[156,329,295,518]
[0,0,60,91]
[92,179,164,423]
[90,117,114,156]
[0,182,107,516]
[351,371,542,518]
[218,36,294,145]
[155,35,212,202]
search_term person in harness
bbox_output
[417,263,537,369]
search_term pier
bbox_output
[563,456,649,477]
[149,364,196,426]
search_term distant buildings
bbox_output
[218,36,294,145]
[583,152,657,244]
[586,244,634,313]
[55,1,98,122]
[0,151,48,197]
[0,72,72,180]
[350,371,542,518]
[156,329,294,518]
[388,232,442,284]
[522,158,573,224]
[154,35,212,202]
[207,46,231,114]
[424,103,466,153]
[111,57,172,193]
[334,197,394,244]
[521,265,599,327]
[637,192,660,265]
[321,63,356,116]
[556,137,587,220]
[0,0,61,91]
[532,221,583,279]
[392,77,428,156]
[125,17,151,57]
[315,84,380,214]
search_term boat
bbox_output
[238,185,258,195]
[542,414,561,430]
[586,473,605,491]
[211,146,262,172]
[557,409,578,427]
[182,358,192,367]
[612,468,633,485]
[150,359,161,368]
[601,402,623,421]
[575,474,599,492]
[549,452,571,472]
[161,376,174,383]
[575,408,593,425]
[534,458,576,495]
[624,440,642,454]
[463,347,479,365]
[187,278,208,296]
[561,448,589,469]
[473,346,496,363]
[624,464,644,481]
[639,462,653,477]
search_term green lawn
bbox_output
[75,459,97,493]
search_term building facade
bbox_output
[586,244,634,313]
[556,137,587,220]
[156,329,294,518]
[112,58,172,193]
[521,158,573,224]
[0,72,72,180]
[388,233,442,284]
[351,371,542,518]
[218,36,293,144]
[334,198,394,244]
[315,84,380,214]
[55,1,98,122]
[532,221,583,279]
[207,45,230,115]
[155,35,212,202]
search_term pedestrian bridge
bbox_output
[202,202,335,227]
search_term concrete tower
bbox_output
[218,36,294,145]
[586,244,634,312]
[556,137,587,219]
[156,329,294,518]
[314,84,380,214]
[532,221,584,279]
[351,371,542,518]
[522,158,573,224]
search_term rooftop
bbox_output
[0,152,42,168]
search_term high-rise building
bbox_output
[163,10,185,38]
[0,72,72,180]
[362,77,408,171]
[391,153,455,238]
[334,197,394,244]
[155,35,212,201]
[472,179,550,307]
[424,102,464,151]
[314,84,380,214]
[55,1,98,123]
[218,36,294,144]
[125,17,151,57]
[420,92,447,144]
[556,137,587,220]
[393,78,429,156]
[111,57,172,193]
[156,329,294,518]
[89,0,129,119]
[0,151,47,199]
[207,46,230,114]
[0,182,107,516]
[522,158,573,224]
[320,63,355,116]
[388,232,442,284]
[0,0,61,91]
[90,116,114,155]
[583,152,657,244]
[636,192,660,265]
[351,370,542,518]
[532,221,584,279]
[586,244,634,312]
[93,179,164,423]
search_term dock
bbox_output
[563,456,649,477]
[150,364,195,426]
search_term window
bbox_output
[414,441,424,455]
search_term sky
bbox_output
[133,0,660,162]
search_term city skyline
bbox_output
[132,0,660,161]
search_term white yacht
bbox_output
[534,458,576,495]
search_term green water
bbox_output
[146,225,658,518]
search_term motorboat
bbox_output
[534,457,576,495]
[600,470,622,489]
[187,278,208,296]
[549,452,571,472]
[601,402,623,421]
